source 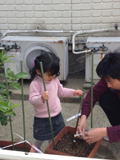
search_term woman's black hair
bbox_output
[29,51,60,81]
[96,52,120,80]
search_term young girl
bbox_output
[29,51,83,151]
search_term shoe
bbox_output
[103,136,109,141]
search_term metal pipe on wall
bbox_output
[72,26,120,54]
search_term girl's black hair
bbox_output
[96,52,120,80]
[29,51,60,81]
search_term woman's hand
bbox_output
[82,128,107,143]
[76,115,87,135]
[41,91,49,102]
[74,90,83,96]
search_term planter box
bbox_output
[0,140,43,154]
[45,126,103,158]
[0,140,31,152]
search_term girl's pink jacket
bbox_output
[29,75,75,118]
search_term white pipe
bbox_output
[66,113,81,122]
[74,133,84,137]
[3,29,76,38]
[3,26,120,38]
[72,27,120,54]
[25,140,43,154]
[1,141,25,149]
[0,47,4,50]
[14,133,43,154]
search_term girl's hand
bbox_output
[74,90,83,96]
[41,91,49,102]
[76,115,87,135]
[83,128,107,144]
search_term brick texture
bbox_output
[0,0,120,37]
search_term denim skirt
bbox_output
[33,112,65,140]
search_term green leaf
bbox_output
[8,100,12,108]
[9,83,20,90]
[0,95,4,100]
[2,90,8,96]
[0,82,6,89]
[0,73,5,77]
[6,55,14,58]
[15,72,28,79]
[0,100,19,112]
[0,101,8,107]
[10,103,19,110]
[0,112,8,126]
[0,106,8,112]
[0,100,11,110]
[0,49,5,57]
[3,90,12,96]
[6,68,14,80]
[2,59,12,63]
[0,51,13,61]
[1,52,6,61]
[5,111,16,117]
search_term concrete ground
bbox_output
[0,75,120,160]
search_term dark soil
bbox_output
[55,131,96,157]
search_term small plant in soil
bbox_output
[0,49,28,150]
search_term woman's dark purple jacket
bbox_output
[82,78,120,143]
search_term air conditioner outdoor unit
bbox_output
[85,37,120,83]
[1,36,68,81]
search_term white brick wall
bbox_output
[0,0,120,38]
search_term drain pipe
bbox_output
[3,29,76,38]
[2,24,120,39]
[72,25,120,54]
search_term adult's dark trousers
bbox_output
[99,88,120,126]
